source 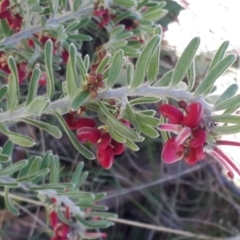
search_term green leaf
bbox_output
[76,171,89,189]
[112,11,132,24]
[130,96,161,106]
[58,190,94,200]
[131,36,160,89]
[30,183,74,191]
[17,168,49,182]
[71,90,89,111]
[211,115,240,124]
[21,118,62,139]
[84,54,90,70]
[49,155,59,183]
[153,70,173,86]
[214,125,240,135]
[55,112,95,160]
[214,93,240,111]
[26,67,41,106]
[45,40,55,98]
[106,51,123,88]
[147,28,161,83]
[187,60,195,91]
[0,181,19,187]
[135,112,160,126]
[0,160,28,176]
[124,104,140,133]
[57,207,73,226]
[0,85,8,102]
[108,127,126,143]
[5,187,19,215]
[1,19,11,37]
[111,40,127,48]
[94,192,107,202]
[142,8,168,22]
[171,37,200,87]
[8,133,35,147]
[115,31,133,40]
[112,0,137,7]
[28,156,42,174]
[68,34,92,41]
[125,139,139,151]
[86,212,118,219]
[110,25,124,36]
[137,109,156,117]
[194,54,236,96]
[66,44,77,97]
[73,0,83,12]
[7,74,18,111]
[0,154,10,162]
[26,96,50,116]
[126,62,134,86]
[2,140,14,157]
[208,41,229,71]
[96,54,111,74]
[214,83,238,106]
[139,123,159,138]
[71,162,84,187]
[121,45,140,57]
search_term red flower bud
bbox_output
[190,128,206,148]
[182,102,203,128]
[111,139,124,155]
[98,132,111,150]
[159,104,183,124]
[184,147,198,165]
[77,127,101,144]
[97,145,114,169]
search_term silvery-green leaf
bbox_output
[71,90,89,111]
[211,115,240,124]
[131,36,161,89]
[96,54,111,74]
[49,155,59,183]
[8,133,35,147]
[76,171,88,189]
[112,11,132,24]
[45,40,55,98]
[214,93,240,111]
[187,60,195,91]
[7,74,18,111]
[125,139,139,151]
[21,118,62,139]
[130,96,161,106]
[71,162,84,188]
[153,70,173,86]
[68,34,92,41]
[26,67,41,106]
[5,187,19,215]
[111,40,127,48]
[139,123,159,138]
[66,44,77,97]
[26,96,50,116]
[106,51,123,88]
[142,8,167,22]
[110,25,125,36]
[214,125,240,135]
[0,85,8,102]
[0,154,10,162]
[208,41,229,71]
[171,37,200,87]
[2,140,13,157]
[0,160,28,176]
[108,127,126,143]
[115,31,133,40]
[135,113,160,126]
[126,62,134,86]
[17,168,49,182]
[55,112,95,160]
[214,83,238,106]
[194,54,236,96]
[121,45,140,57]
[113,0,137,7]
[124,104,140,133]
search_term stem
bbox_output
[0,7,93,48]
[0,86,212,123]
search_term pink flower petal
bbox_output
[159,104,184,124]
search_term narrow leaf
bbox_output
[171,37,200,87]
[214,83,238,106]
[7,74,18,111]
[187,60,196,91]
[45,40,55,98]
[126,62,134,86]
[0,85,8,102]
[71,90,89,111]
[154,70,173,86]
[0,160,28,176]
[26,67,41,105]
[214,125,240,135]
[71,162,84,187]
[194,54,236,96]
[131,36,160,89]
[5,187,19,215]
[124,104,141,133]
[209,41,229,71]
[49,155,59,183]
[214,93,240,111]
[21,118,62,139]
[2,140,14,157]
[112,0,137,7]
[66,44,77,97]
[26,96,50,116]
[130,96,161,106]
[96,54,111,74]
[0,154,10,162]
[17,168,49,182]
[211,115,240,124]
[55,112,95,159]
[8,133,35,147]
[106,51,123,88]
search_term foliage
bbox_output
[0,0,239,239]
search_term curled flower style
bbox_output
[159,101,240,178]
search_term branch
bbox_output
[0,85,212,123]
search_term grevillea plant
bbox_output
[0,0,239,239]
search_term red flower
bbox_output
[0,0,23,32]
[77,127,101,144]
[159,101,240,179]
[97,145,114,169]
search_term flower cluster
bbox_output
[49,198,70,240]
[0,0,23,32]
[159,101,240,179]
[65,113,126,169]
[93,1,111,28]
[83,71,104,98]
